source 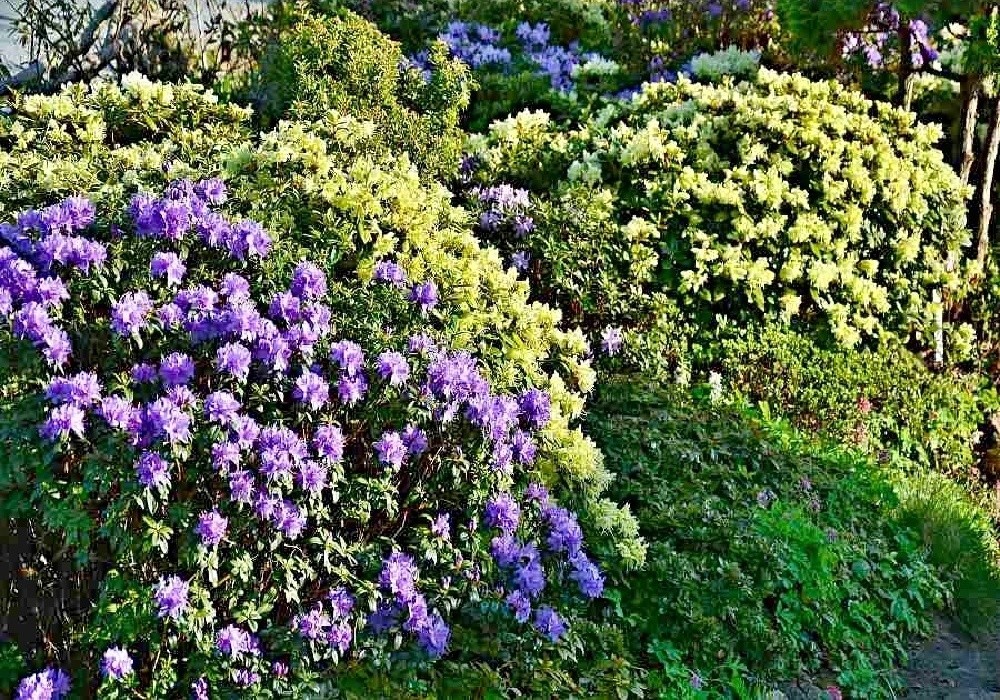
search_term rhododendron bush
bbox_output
[0,78,643,696]
[466,70,974,353]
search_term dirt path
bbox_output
[902,617,1000,699]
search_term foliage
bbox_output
[251,10,472,180]
[890,468,1000,633]
[688,46,763,82]
[467,69,974,353]
[0,77,644,696]
[587,376,948,698]
[609,0,784,73]
[716,324,997,479]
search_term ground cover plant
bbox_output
[587,377,951,698]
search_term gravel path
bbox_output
[902,617,1000,699]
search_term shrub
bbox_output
[251,11,472,180]
[687,45,762,82]
[0,77,644,696]
[890,469,1000,633]
[587,376,948,698]
[716,324,997,479]
[466,70,974,354]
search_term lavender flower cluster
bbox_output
[413,20,603,95]
[438,21,513,68]
[514,22,586,92]
[6,183,602,695]
[841,3,938,69]
[473,183,533,273]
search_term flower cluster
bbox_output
[417,20,608,95]
[438,21,512,68]
[515,22,587,92]
[486,485,605,639]
[841,3,939,69]
[15,669,72,700]
[5,185,602,694]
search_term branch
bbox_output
[922,65,964,83]
[49,0,120,77]
[0,0,120,94]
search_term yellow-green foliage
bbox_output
[0,77,644,567]
[253,10,472,180]
[469,69,973,349]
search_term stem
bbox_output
[976,98,1000,266]
[896,22,914,111]
[959,75,983,187]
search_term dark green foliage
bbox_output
[587,377,948,697]
[717,325,997,479]
[253,10,472,179]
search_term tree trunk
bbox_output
[958,75,983,187]
[896,23,915,111]
[976,99,1000,265]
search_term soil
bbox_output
[902,616,1000,699]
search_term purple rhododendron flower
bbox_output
[204,391,241,424]
[543,505,584,556]
[146,398,192,444]
[524,482,550,504]
[111,291,154,336]
[100,647,134,679]
[46,372,101,406]
[518,388,551,429]
[150,251,187,286]
[15,668,71,700]
[330,340,365,376]
[338,373,368,405]
[216,342,252,381]
[131,362,158,384]
[191,678,209,700]
[159,352,195,387]
[195,178,227,204]
[153,575,190,619]
[375,431,407,469]
[215,625,259,658]
[377,350,410,386]
[402,425,428,455]
[484,493,520,532]
[327,621,353,653]
[409,281,439,312]
[212,441,241,472]
[195,509,228,546]
[600,326,624,356]
[534,605,567,642]
[374,260,407,285]
[431,513,450,539]
[380,551,419,604]
[328,587,355,617]
[136,451,170,489]
[506,589,532,622]
[229,470,255,503]
[297,460,328,494]
[220,273,250,300]
[291,261,327,299]
[294,606,331,641]
[99,395,134,429]
[569,552,604,599]
[313,424,345,462]
[408,333,437,355]
[293,369,330,410]
[40,404,86,441]
[418,613,450,658]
